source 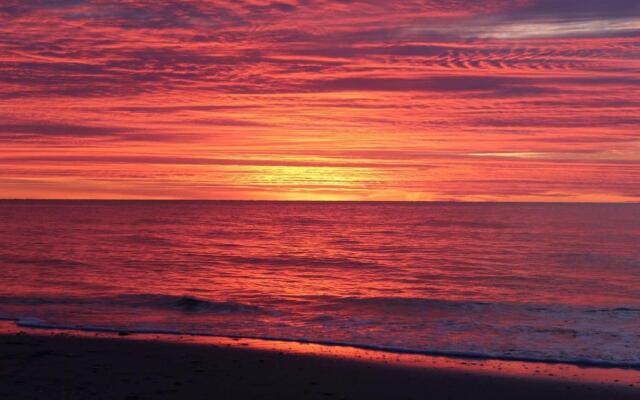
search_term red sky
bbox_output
[1,0,639,201]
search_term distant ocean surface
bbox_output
[1,201,639,367]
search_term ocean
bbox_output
[1,201,639,367]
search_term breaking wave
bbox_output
[0,294,262,314]
[3,317,639,370]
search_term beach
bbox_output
[1,327,639,400]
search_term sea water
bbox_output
[0,201,638,367]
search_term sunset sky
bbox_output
[1,0,639,201]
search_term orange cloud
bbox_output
[1,1,639,201]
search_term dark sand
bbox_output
[1,331,639,400]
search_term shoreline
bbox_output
[2,321,639,399]
[4,318,640,374]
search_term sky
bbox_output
[1,0,639,201]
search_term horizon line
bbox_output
[1,199,638,205]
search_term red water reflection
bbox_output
[1,202,639,369]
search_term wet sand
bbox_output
[1,329,639,400]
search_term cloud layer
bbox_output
[1,0,639,201]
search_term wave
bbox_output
[222,255,381,269]
[320,296,624,313]
[5,318,640,370]
[3,294,639,369]
[586,307,640,313]
[3,293,638,317]
[334,296,491,308]
[0,294,262,314]
[114,234,175,247]
[416,220,513,229]
[0,254,89,268]
[319,295,640,315]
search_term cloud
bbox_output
[401,1,640,39]
[0,122,125,138]
[307,75,546,94]
[0,0,87,16]
[473,116,640,129]
[0,0,638,200]
[109,105,259,113]
[514,0,640,20]
[0,154,426,169]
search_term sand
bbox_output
[1,329,639,400]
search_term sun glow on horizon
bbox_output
[0,1,638,202]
